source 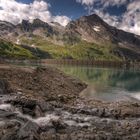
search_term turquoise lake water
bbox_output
[58,65,140,102]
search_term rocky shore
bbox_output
[0,65,140,140]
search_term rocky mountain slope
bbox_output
[66,14,140,46]
[0,14,140,61]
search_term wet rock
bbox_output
[17,121,40,139]
[0,79,10,94]
[22,107,36,117]
[1,131,17,140]
[0,120,21,140]
[0,110,16,119]
[35,105,45,118]
[98,108,106,117]
[40,130,57,140]
[37,101,54,112]
[51,119,67,131]
[7,97,45,117]
[7,97,36,108]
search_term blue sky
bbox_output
[16,0,87,19]
[47,0,87,19]
[0,0,140,35]
[16,0,128,19]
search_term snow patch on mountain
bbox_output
[93,26,100,32]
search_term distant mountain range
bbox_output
[0,14,140,61]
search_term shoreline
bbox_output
[1,58,140,69]
[0,65,140,139]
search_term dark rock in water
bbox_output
[0,110,16,119]
[7,97,45,117]
[35,105,45,118]
[51,119,67,131]
[6,97,46,117]
[1,131,17,140]
[17,121,40,139]
[0,119,21,140]
[0,79,10,94]
[8,97,37,108]
[22,107,36,117]
[37,101,54,112]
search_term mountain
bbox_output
[66,14,140,46]
[0,14,140,61]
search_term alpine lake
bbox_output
[10,61,140,102]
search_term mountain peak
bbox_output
[33,19,47,25]
[86,14,101,18]
[82,14,108,27]
[66,14,108,29]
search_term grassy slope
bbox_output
[20,35,122,61]
[0,39,34,59]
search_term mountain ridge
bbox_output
[0,14,140,61]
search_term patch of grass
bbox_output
[0,39,34,59]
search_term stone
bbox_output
[0,79,9,94]
[17,121,40,139]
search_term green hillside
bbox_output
[20,35,122,61]
[0,39,34,59]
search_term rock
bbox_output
[0,79,10,94]
[7,97,44,117]
[1,131,17,140]
[0,110,16,119]
[40,130,56,140]
[35,105,45,118]
[0,120,21,140]
[98,108,106,117]
[22,107,36,117]
[51,119,67,131]
[37,101,54,112]
[17,121,40,139]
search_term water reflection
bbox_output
[59,66,140,101]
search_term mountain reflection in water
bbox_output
[58,65,140,101]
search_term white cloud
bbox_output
[118,0,140,35]
[76,0,95,5]
[53,16,71,26]
[101,0,128,7]
[76,0,128,7]
[0,0,70,26]
[100,0,140,35]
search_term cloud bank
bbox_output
[0,0,70,26]
[76,0,140,35]
[76,0,128,7]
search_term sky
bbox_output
[0,0,140,35]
